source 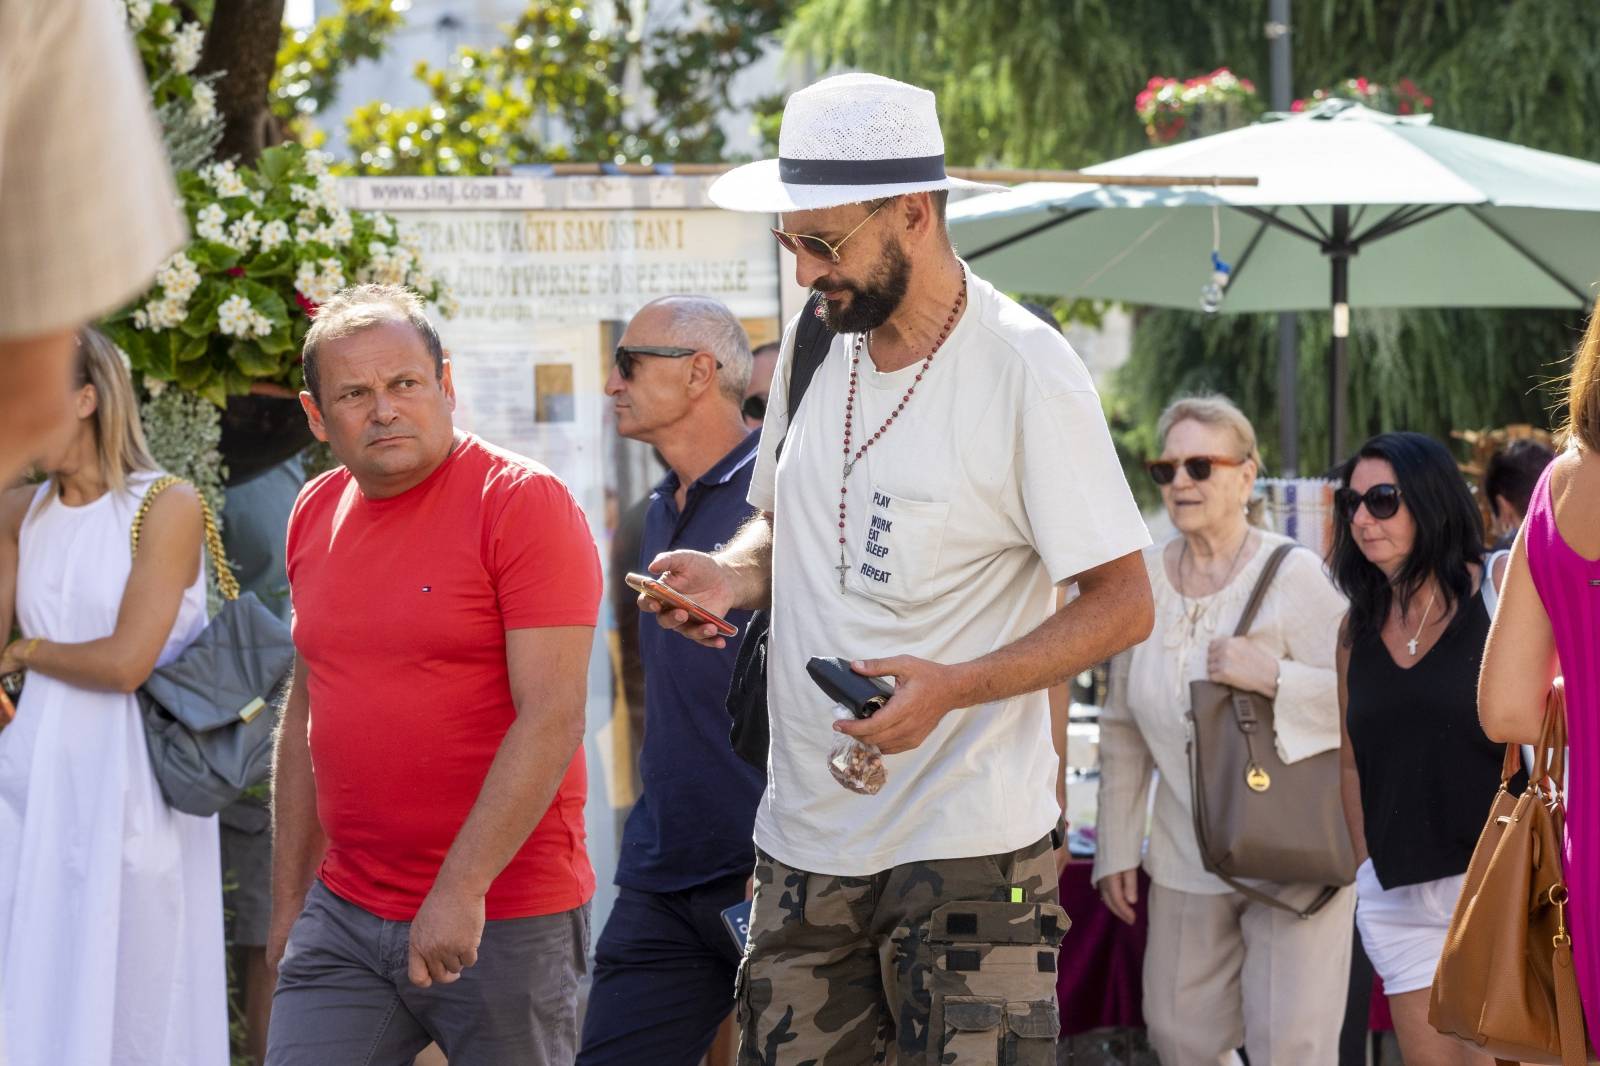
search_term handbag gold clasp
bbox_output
[1245,764,1271,792]
[1550,883,1572,948]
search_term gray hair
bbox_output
[640,295,752,404]
[302,284,444,403]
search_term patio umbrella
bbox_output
[947,100,1600,464]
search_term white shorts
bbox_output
[1354,858,1465,994]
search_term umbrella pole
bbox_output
[1328,205,1352,468]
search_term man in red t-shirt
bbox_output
[265,284,602,1066]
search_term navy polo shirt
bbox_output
[616,431,765,893]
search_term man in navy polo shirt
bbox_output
[578,295,765,1064]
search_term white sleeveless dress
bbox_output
[0,473,228,1065]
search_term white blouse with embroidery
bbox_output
[1093,531,1348,894]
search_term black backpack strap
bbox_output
[774,292,836,462]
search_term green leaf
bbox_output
[230,339,284,378]
[181,281,225,339]
[176,330,210,364]
[237,279,291,329]
[258,144,300,186]
[176,357,212,391]
[199,377,229,409]
[245,245,294,280]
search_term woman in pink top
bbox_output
[1481,300,1600,1037]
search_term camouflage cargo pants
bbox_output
[735,832,1066,1066]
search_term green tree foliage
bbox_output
[271,0,406,132]
[789,0,1600,469]
[344,0,790,175]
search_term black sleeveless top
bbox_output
[1346,593,1522,889]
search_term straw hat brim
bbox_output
[708,158,1007,214]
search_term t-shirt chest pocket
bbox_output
[846,482,950,606]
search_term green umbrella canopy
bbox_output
[949,101,1600,314]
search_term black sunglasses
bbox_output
[1335,483,1404,522]
[741,394,767,422]
[614,345,720,380]
[1144,455,1249,486]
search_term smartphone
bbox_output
[625,572,739,638]
[721,898,752,952]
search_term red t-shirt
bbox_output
[286,433,601,921]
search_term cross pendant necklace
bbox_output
[1405,589,1438,656]
[835,275,966,592]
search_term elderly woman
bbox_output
[1095,395,1352,1065]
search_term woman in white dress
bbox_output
[0,330,227,1065]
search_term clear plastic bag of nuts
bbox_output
[828,705,886,795]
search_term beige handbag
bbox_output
[1186,543,1357,918]
[1430,686,1590,1066]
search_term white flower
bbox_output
[125,0,152,31]
[327,209,354,247]
[155,252,202,303]
[168,20,205,75]
[226,210,263,252]
[305,151,331,177]
[294,226,316,245]
[189,82,217,124]
[143,376,167,397]
[368,240,390,258]
[398,230,423,257]
[218,294,261,338]
[195,202,228,243]
[203,160,250,199]
[248,189,265,208]
[294,258,345,305]
[259,219,290,252]
[314,174,343,213]
[296,208,319,227]
[372,214,394,239]
[289,184,313,205]
[140,294,188,332]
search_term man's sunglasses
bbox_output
[1145,455,1250,486]
[1335,483,1404,522]
[614,345,720,380]
[771,199,890,264]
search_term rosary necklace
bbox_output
[834,276,967,592]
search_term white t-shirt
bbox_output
[749,266,1150,875]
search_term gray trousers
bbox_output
[266,881,589,1066]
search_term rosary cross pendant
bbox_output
[836,558,850,592]
[1406,636,1420,656]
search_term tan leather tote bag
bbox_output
[1430,686,1591,1066]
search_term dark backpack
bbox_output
[726,294,836,769]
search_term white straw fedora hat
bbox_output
[709,73,1005,213]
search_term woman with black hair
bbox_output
[1332,431,1516,1066]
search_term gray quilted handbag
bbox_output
[132,477,295,817]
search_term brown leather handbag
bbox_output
[1430,686,1591,1066]
[1186,543,1357,918]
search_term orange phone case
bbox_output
[625,573,739,638]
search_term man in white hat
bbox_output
[642,73,1154,1064]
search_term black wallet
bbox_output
[805,656,894,719]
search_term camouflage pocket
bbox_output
[927,901,1066,1065]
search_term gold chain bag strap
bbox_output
[1430,685,1591,1066]
[1186,543,1357,918]
[130,475,239,600]
[127,475,295,816]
